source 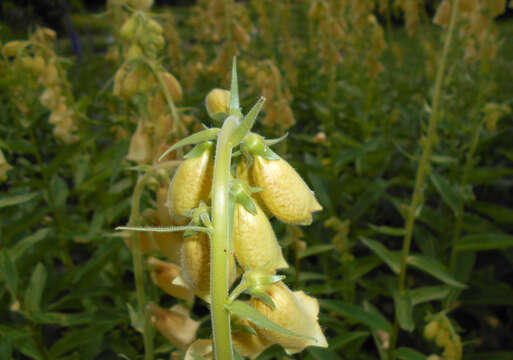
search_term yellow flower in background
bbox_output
[147,257,193,303]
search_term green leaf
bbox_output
[307,347,340,360]
[407,255,466,288]
[471,201,513,225]
[229,57,240,115]
[127,303,144,333]
[319,300,392,333]
[393,292,414,332]
[369,224,405,236]
[347,179,387,221]
[467,167,513,185]
[226,300,315,341]
[408,285,451,305]
[72,241,122,284]
[359,237,400,274]
[455,233,513,251]
[395,347,426,360]
[0,192,40,208]
[467,352,513,360]
[184,141,214,159]
[10,228,50,262]
[329,331,370,350]
[50,175,69,209]
[430,171,461,215]
[298,245,336,259]
[158,128,220,161]
[0,250,18,297]
[24,263,47,311]
[229,97,265,147]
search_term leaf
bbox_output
[369,224,405,236]
[0,250,18,297]
[10,228,50,262]
[307,347,340,360]
[347,180,387,221]
[393,292,414,332]
[0,192,40,208]
[359,237,401,273]
[329,331,370,350]
[24,263,47,311]
[158,128,220,161]
[127,303,144,333]
[467,351,513,360]
[471,201,513,225]
[319,300,392,333]
[395,347,426,360]
[429,171,461,215]
[226,300,314,341]
[467,167,513,185]
[408,286,452,305]
[50,175,69,209]
[298,245,336,259]
[229,57,240,114]
[230,97,265,146]
[72,241,122,284]
[455,233,513,251]
[407,255,466,288]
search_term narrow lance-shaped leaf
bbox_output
[229,97,265,147]
[430,171,461,215]
[359,237,401,274]
[455,233,513,251]
[393,291,414,332]
[158,128,220,162]
[229,57,240,116]
[24,263,48,311]
[320,300,393,333]
[407,255,466,288]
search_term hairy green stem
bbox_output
[387,2,460,359]
[128,170,154,360]
[211,115,239,360]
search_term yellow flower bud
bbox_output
[129,0,154,10]
[233,199,288,272]
[205,88,230,119]
[2,41,26,57]
[433,0,451,27]
[179,232,237,303]
[147,303,199,349]
[185,339,213,360]
[126,121,152,164]
[40,87,61,110]
[232,320,272,359]
[160,71,183,103]
[236,160,271,217]
[250,154,322,225]
[250,282,327,354]
[424,320,439,340]
[0,149,12,182]
[426,355,442,360]
[120,16,139,41]
[435,329,450,347]
[168,143,214,225]
[147,257,193,303]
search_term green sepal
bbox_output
[158,129,219,162]
[248,291,276,310]
[264,132,288,146]
[184,141,214,160]
[211,112,228,122]
[226,301,315,342]
[229,97,266,147]
[230,179,258,215]
[241,133,280,161]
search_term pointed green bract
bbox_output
[158,128,220,162]
[229,97,265,147]
[229,57,240,117]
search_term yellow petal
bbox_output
[251,156,322,225]
[148,303,199,350]
[232,320,272,359]
[233,201,288,272]
[250,282,328,354]
[147,257,194,303]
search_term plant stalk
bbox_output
[128,170,154,360]
[211,115,239,360]
[387,1,460,359]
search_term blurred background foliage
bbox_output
[1,0,513,359]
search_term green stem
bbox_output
[211,115,239,360]
[387,1,460,359]
[128,170,154,360]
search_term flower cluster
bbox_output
[142,83,326,357]
[2,28,79,143]
[424,314,462,360]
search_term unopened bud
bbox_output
[168,142,214,225]
[205,88,230,120]
[161,71,183,103]
[185,339,213,360]
[2,41,26,57]
[313,132,326,144]
[126,121,152,163]
[424,320,439,340]
[433,0,451,27]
